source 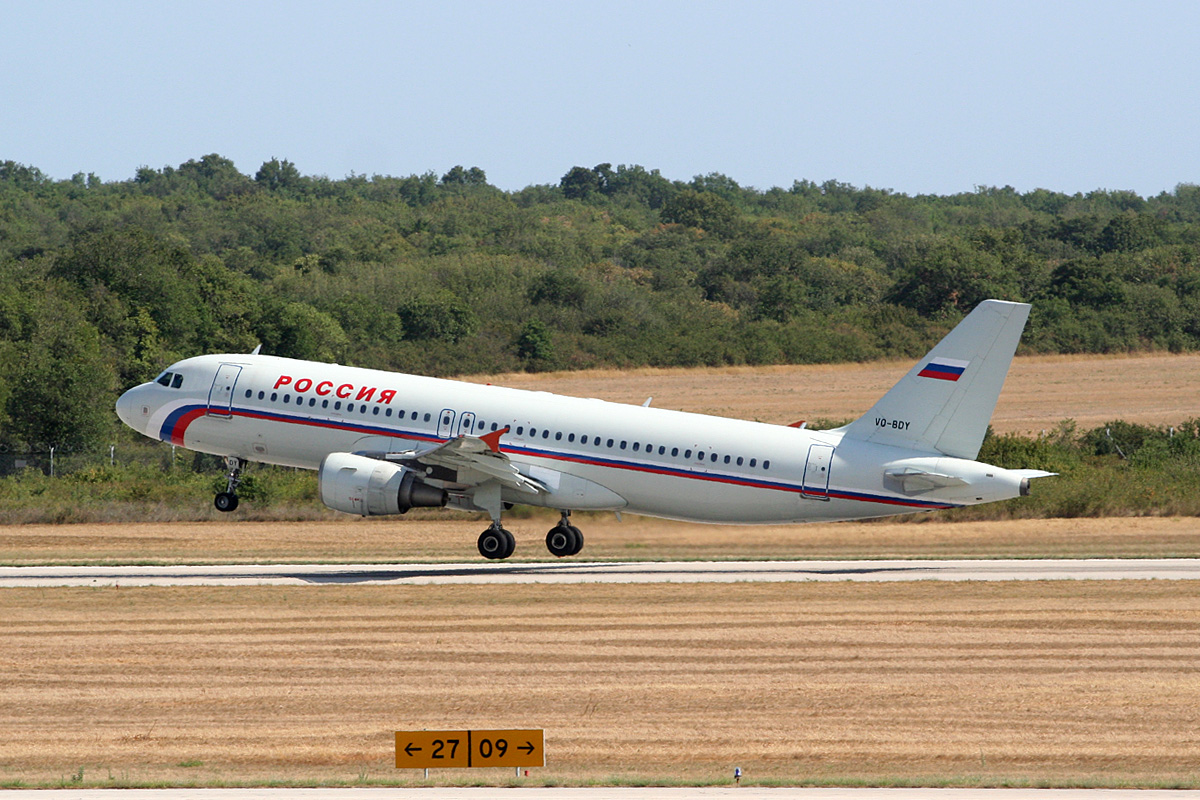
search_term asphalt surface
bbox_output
[21,787,1200,799]
[2,558,1200,587]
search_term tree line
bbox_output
[3,154,1200,452]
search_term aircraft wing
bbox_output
[369,427,545,495]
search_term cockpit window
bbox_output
[155,371,185,389]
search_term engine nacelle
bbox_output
[318,452,448,516]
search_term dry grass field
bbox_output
[2,516,1200,565]
[2,580,1198,788]
[472,352,1200,434]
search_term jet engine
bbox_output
[318,452,447,516]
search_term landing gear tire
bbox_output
[215,456,244,513]
[478,525,515,560]
[546,524,582,558]
[214,491,239,513]
[566,524,584,556]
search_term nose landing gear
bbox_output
[214,456,243,512]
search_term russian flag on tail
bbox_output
[918,357,969,381]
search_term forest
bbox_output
[3,154,1200,455]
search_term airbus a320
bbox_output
[116,299,1053,560]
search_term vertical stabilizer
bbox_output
[837,300,1030,459]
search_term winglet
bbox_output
[479,426,510,454]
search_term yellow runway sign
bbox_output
[395,729,544,769]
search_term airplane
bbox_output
[115,299,1053,560]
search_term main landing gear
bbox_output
[546,511,584,558]
[477,523,516,560]
[474,511,585,560]
[214,456,243,512]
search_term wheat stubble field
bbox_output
[474,352,1200,434]
[2,352,1200,788]
[2,581,1199,788]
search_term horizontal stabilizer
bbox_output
[884,467,970,492]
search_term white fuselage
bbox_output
[116,354,1032,524]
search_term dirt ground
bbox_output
[1,580,1198,788]
[472,352,1200,434]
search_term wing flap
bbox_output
[372,428,544,494]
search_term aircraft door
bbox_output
[457,412,476,437]
[801,444,834,500]
[207,364,243,417]
[437,408,456,439]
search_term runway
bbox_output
[3,557,1199,587]
[18,787,1200,799]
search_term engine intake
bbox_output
[319,452,448,516]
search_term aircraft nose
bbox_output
[115,385,149,431]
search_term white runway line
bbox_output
[3,558,1200,587]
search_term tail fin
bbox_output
[837,300,1030,459]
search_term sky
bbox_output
[3,0,1198,197]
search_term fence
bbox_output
[0,444,193,478]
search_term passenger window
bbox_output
[322,400,329,409]
[491,423,499,431]
[172,374,183,389]
[531,428,537,437]
[723,455,730,464]
[607,439,614,448]
[309,398,316,407]
[750,458,757,467]
[258,391,265,400]
[443,414,451,425]
[424,413,431,422]
[620,441,627,450]
[658,446,666,455]
[671,447,679,457]
[244,390,251,399]
[764,460,771,469]
[373,407,380,415]
[271,393,278,402]
[334,401,342,410]
[568,433,575,442]
[386,408,392,417]
[411,412,418,420]
[685,449,693,459]
[736,456,743,466]
[517,427,525,435]
[698,451,705,460]
[633,442,640,452]
[711,453,718,462]
[347,403,354,413]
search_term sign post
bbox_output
[395,729,544,772]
